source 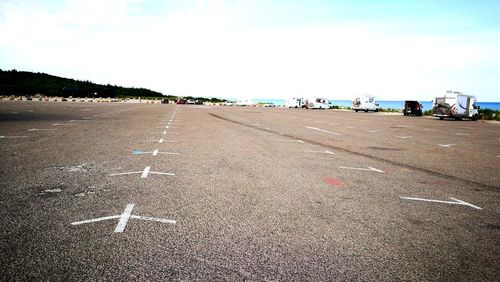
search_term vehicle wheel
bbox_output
[364,109,368,112]
[355,110,358,112]
[439,117,444,120]
[375,109,379,112]
[472,114,478,121]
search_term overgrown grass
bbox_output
[479,109,500,121]
[378,108,400,113]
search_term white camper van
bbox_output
[285,97,305,108]
[305,97,329,109]
[352,95,379,112]
[432,91,479,120]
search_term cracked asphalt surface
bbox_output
[1,101,499,280]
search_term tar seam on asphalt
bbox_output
[209,113,498,191]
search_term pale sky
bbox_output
[1,0,499,101]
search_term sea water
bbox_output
[251,98,500,110]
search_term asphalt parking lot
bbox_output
[1,101,499,280]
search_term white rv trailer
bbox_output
[352,95,379,112]
[305,97,329,109]
[285,97,305,108]
[432,91,479,120]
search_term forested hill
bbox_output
[0,69,164,98]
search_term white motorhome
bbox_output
[432,91,479,120]
[236,98,253,106]
[352,95,379,112]
[305,97,329,109]
[285,97,305,108]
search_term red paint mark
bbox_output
[325,177,343,187]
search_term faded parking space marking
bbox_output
[304,150,335,155]
[439,144,456,148]
[0,135,29,139]
[339,166,385,173]
[71,204,176,233]
[305,126,342,136]
[400,196,482,210]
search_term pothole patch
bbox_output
[52,164,93,172]
[73,185,109,197]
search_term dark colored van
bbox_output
[403,100,423,116]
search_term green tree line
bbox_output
[0,69,163,98]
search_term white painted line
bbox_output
[398,136,412,139]
[110,171,143,176]
[400,197,482,210]
[279,132,285,135]
[71,204,176,232]
[71,215,121,225]
[368,130,381,133]
[69,119,90,122]
[52,123,75,126]
[130,215,176,224]
[159,138,164,144]
[165,126,169,129]
[304,150,335,155]
[28,128,57,131]
[79,109,94,112]
[438,144,456,147]
[114,204,135,233]
[141,166,151,178]
[0,135,29,139]
[339,166,385,173]
[152,149,159,156]
[149,172,176,176]
[455,133,470,136]
[163,131,167,135]
[276,139,304,143]
[158,152,180,155]
[305,126,342,136]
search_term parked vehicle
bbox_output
[352,95,379,112]
[431,91,479,120]
[176,99,186,104]
[161,98,168,104]
[236,98,253,106]
[285,97,305,108]
[403,100,423,116]
[305,97,329,109]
